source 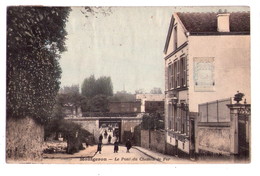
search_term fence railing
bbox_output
[198,98,231,123]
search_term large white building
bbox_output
[163,11,250,156]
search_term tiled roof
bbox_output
[177,12,250,33]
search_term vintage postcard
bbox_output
[5,6,251,165]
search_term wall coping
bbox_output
[65,117,142,121]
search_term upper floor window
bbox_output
[174,61,177,89]
[180,56,187,87]
[168,64,172,90]
[168,56,187,90]
[168,64,174,90]
[173,26,177,50]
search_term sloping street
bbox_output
[41,144,193,164]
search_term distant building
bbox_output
[144,101,164,114]
[163,11,250,157]
[135,94,165,113]
[108,101,141,113]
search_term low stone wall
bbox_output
[150,130,166,153]
[197,126,231,155]
[73,120,99,142]
[6,117,44,161]
[140,130,149,149]
[165,143,175,156]
[141,130,166,153]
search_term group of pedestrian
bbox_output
[96,138,132,154]
[99,133,112,143]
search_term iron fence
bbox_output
[198,98,231,122]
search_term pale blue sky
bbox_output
[60,6,249,93]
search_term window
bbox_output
[173,106,177,131]
[177,60,180,87]
[180,56,187,87]
[168,64,174,90]
[174,26,177,50]
[168,64,172,90]
[168,104,172,129]
[171,65,174,89]
[174,62,177,89]
[172,56,187,90]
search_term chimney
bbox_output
[217,11,230,32]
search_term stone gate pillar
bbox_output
[226,103,241,155]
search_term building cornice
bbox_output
[163,15,175,54]
[165,87,188,93]
[189,32,250,36]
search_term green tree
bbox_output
[60,84,80,94]
[81,75,113,98]
[6,6,71,160]
[95,76,113,97]
[7,6,71,123]
[141,113,164,130]
[81,75,96,98]
[109,90,135,102]
[53,91,84,119]
[44,119,93,154]
[90,95,109,112]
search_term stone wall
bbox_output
[73,120,99,142]
[121,119,142,143]
[197,126,231,155]
[6,117,44,162]
[150,130,166,153]
[141,130,166,153]
[165,143,175,155]
[141,130,149,149]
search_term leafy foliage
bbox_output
[81,75,113,98]
[51,85,85,120]
[81,94,109,112]
[141,113,164,130]
[59,84,80,94]
[81,75,96,98]
[44,119,91,141]
[6,6,71,124]
[89,95,109,112]
[109,91,135,102]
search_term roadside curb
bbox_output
[132,146,163,163]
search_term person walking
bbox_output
[104,130,108,139]
[114,140,119,153]
[97,141,102,154]
[125,139,132,153]
[99,134,103,142]
[108,135,112,144]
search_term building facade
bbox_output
[135,94,165,113]
[163,12,250,157]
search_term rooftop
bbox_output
[176,12,250,34]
